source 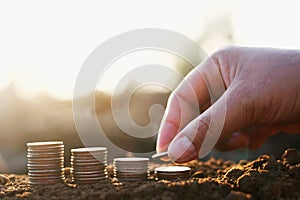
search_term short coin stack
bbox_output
[71,147,108,184]
[113,157,149,181]
[27,141,65,186]
[155,166,191,181]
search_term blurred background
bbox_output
[0,0,300,173]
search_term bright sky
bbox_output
[0,0,299,100]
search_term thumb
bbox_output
[167,89,250,163]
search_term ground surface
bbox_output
[0,148,300,200]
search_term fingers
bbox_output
[215,111,300,153]
[156,56,225,152]
[215,131,250,151]
[216,127,277,151]
[167,89,250,163]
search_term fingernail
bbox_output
[168,136,196,161]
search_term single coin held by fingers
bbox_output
[152,152,169,159]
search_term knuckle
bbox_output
[212,45,236,59]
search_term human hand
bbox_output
[156,46,300,163]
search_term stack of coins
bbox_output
[155,166,191,181]
[71,147,108,184]
[27,141,65,186]
[113,157,149,181]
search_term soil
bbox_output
[0,148,300,200]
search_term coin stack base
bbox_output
[27,141,65,186]
[113,157,149,181]
[71,147,108,184]
[155,166,191,181]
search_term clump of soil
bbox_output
[0,148,300,200]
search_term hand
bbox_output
[156,46,300,163]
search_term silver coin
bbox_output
[28,152,64,156]
[72,162,106,166]
[28,167,64,171]
[114,165,149,169]
[72,171,106,175]
[72,177,107,182]
[28,169,64,173]
[152,151,168,159]
[71,161,107,167]
[71,147,107,153]
[27,145,64,150]
[155,166,191,173]
[114,169,149,174]
[72,173,106,177]
[72,157,106,161]
[72,174,106,178]
[72,167,106,172]
[71,154,107,159]
[72,157,107,162]
[72,163,106,168]
[28,156,64,161]
[28,172,64,176]
[72,169,106,174]
[72,163,106,167]
[114,163,148,167]
[27,141,63,147]
[113,157,149,162]
[114,162,148,164]
[73,177,107,181]
[28,168,64,172]
[155,166,191,180]
[73,172,107,176]
[27,155,64,159]
[27,160,64,164]
[71,157,106,162]
[27,161,64,165]
[27,162,64,167]
[29,175,64,180]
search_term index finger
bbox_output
[156,57,220,152]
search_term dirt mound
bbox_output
[0,148,299,200]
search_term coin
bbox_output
[113,157,149,181]
[27,152,63,156]
[152,151,169,159]
[28,172,64,177]
[71,147,107,155]
[71,166,106,172]
[71,147,108,184]
[71,161,106,166]
[27,141,65,186]
[27,141,63,147]
[155,166,191,181]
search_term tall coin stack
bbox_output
[113,157,149,181]
[155,166,191,181]
[71,147,108,184]
[27,141,65,186]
